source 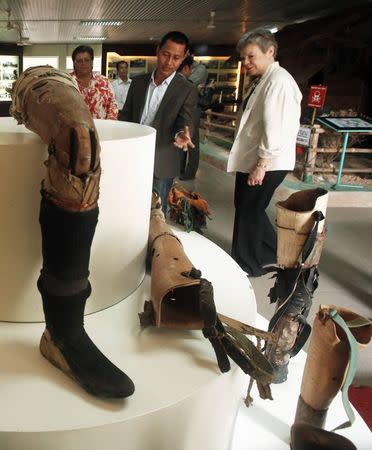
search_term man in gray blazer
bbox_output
[119,31,198,213]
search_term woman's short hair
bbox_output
[237,29,278,58]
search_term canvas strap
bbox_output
[330,310,372,431]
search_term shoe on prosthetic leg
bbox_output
[264,188,329,385]
[38,198,134,399]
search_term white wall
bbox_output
[23,44,102,71]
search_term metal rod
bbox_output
[336,132,349,186]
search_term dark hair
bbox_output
[178,55,194,72]
[72,45,94,62]
[159,31,189,53]
[116,60,128,70]
[237,29,278,58]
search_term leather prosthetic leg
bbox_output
[291,305,371,449]
[140,193,274,385]
[263,188,329,386]
[11,66,134,398]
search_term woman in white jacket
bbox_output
[227,29,302,277]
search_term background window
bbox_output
[23,56,59,70]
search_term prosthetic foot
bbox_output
[290,423,357,450]
[38,199,134,398]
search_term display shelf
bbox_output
[106,52,156,80]
[0,54,19,102]
[193,56,241,101]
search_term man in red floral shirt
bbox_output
[71,45,118,120]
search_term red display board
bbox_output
[307,85,327,108]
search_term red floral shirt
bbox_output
[71,72,118,120]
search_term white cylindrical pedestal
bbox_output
[0,229,256,450]
[0,118,156,321]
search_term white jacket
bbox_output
[227,62,302,173]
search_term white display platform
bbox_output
[231,315,372,450]
[0,229,256,450]
[0,118,156,321]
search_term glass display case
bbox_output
[194,56,241,102]
[106,52,157,80]
[0,55,19,102]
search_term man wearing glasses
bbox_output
[71,45,118,120]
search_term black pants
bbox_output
[231,170,287,276]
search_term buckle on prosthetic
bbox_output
[140,192,275,395]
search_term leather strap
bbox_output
[329,309,358,431]
[300,211,324,264]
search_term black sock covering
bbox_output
[39,197,98,281]
[37,199,135,398]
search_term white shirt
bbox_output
[140,71,177,126]
[227,62,302,173]
[111,77,132,110]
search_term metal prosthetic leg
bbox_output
[10,66,134,398]
[263,188,329,387]
[291,305,371,449]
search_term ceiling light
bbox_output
[76,36,107,41]
[269,26,278,33]
[80,20,123,27]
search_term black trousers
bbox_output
[231,170,287,276]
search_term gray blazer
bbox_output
[119,72,198,178]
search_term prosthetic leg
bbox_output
[291,305,371,449]
[11,66,134,398]
[263,188,329,386]
[140,193,274,385]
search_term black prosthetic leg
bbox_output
[38,198,134,398]
[265,266,318,383]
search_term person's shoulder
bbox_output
[266,64,298,90]
[93,72,111,85]
[93,72,107,79]
[271,64,295,82]
[174,72,194,90]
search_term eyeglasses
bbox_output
[74,58,92,64]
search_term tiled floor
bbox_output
[176,159,372,385]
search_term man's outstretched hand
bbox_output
[174,126,195,152]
